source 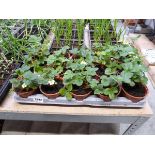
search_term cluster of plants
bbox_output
[52,19,74,46]
[0,19,148,103]
[86,19,125,45]
[0,50,14,87]
[0,19,54,62]
[0,19,125,62]
[52,19,85,47]
[10,40,148,102]
[10,34,51,93]
[0,19,123,62]
[76,19,85,46]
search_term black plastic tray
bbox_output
[0,64,19,103]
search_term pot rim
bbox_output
[39,85,59,96]
[121,83,148,99]
[17,88,37,95]
[72,90,92,97]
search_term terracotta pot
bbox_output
[121,84,148,103]
[55,75,63,81]
[17,88,37,98]
[68,53,79,59]
[39,85,60,99]
[72,89,92,101]
[98,85,121,102]
[65,53,71,58]
[95,74,100,81]
[97,94,111,102]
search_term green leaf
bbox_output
[103,87,118,99]
[100,75,111,87]
[121,71,133,84]
[23,79,31,86]
[90,79,99,89]
[70,48,79,54]
[54,50,62,56]
[66,84,73,91]
[105,68,116,75]
[28,35,42,44]
[140,76,148,84]
[59,88,66,96]
[10,78,21,88]
[66,92,72,100]
[94,89,102,95]
[122,62,133,70]
[109,93,115,100]
[21,65,30,72]
[73,78,83,86]
[64,70,74,79]
[86,67,98,76]
[47,55,56,64]
[23,71,33,79]
[61,46,70,54]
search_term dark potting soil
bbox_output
[42,83,63,94]
[73,41,83,49]
[123,83,146,97]
[96,65,105,76]
[73,85,91,95]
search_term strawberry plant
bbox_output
[90,75,120,100]
[59,53,98,100]
[10,65,39,91]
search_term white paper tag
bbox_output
[141,49,155,65]
[33,97,44,103]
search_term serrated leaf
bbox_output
[89,79,99,89]
[73,77,83,86]
[94,89,102,95]
[121,71,133,83]
[70,48,79,54]
[64,70,74,79]
[86,67,98,76]
[105,68,113,75]
[100,75,111,87]
[47,55,56,64]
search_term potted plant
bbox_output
[23,35,51,69]
[59,57,98,100]
[116,46,148,102]
[119,62,148,102]
[59,69,95,101]
[38,67,64,99]
[90,75,121,101]
[10,65,39,98]
[10,33,52,98]
[46,46,70,81]
[93,44,122,79]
